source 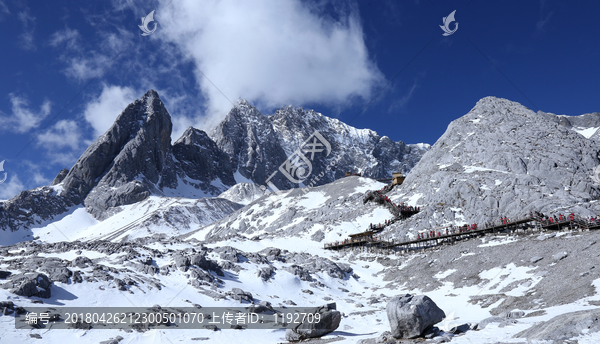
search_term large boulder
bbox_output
[285,303,341,342]
[257,266,276,281]
[71,256,93,269]
[40,260,72,284]
[386,294,445,339]
[190,253,223,276]
[229,288,253,303]
[2,273,52,298]
[173,253,190,272]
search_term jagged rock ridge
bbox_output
[0,90,238,229]
[210,100,429,189]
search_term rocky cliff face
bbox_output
[210,101,429,190]
[0,90,232,229]
[65,90,178,219]
[210,101,297,189]
[386,96,600,237]
[172,127,236,195]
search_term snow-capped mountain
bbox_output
[0,90,236,232]
[0,90,427,233]
[3,95,600,344]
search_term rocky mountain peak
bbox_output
[389,97,600,234]
[175,126,210,144]
[59,89,176,219]
[227,99,262,122]
[172,126,236,193]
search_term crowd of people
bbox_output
[369,219,394,230]
[530,211,576,225]
[417,223,479,239]
[372,187,420,214]
[330,183,600,249]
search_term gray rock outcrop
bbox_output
[388,96,600,234]
[515,308,600,341]
[51,168,69,186]
[2,273,52,298]
[172,127,236,195]
[68,90,177,219]
[285,303,341,342]
[475,316,517,330]
[229,288,253,303]
[217,182,270,205]
[40,260,72,284]
[386,294,445,339]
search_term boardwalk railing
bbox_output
[324,213,600,252]
[327,184,600,253]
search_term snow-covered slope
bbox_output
[184,176,392,243]
[5,96,600,344]
[217,183,271,205]
[3,196,243,244]
[4,217,600,343]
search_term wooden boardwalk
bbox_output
[324,215,600,253]
[325,181,600,253]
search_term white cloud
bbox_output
[32,172,51,186]
[0,94,51,133]
[37,120,82,150]
[158,0,384,126]
[0,1,10,19]
[18,8,36,50]
[63,54,111,81]
[388,81,418,113]
[0,174,24,201]
[53,27,133,81]
[49,28,81,50]
[83,84,137,138]
[535,0,553,33]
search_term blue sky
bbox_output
[0,0,599,199]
